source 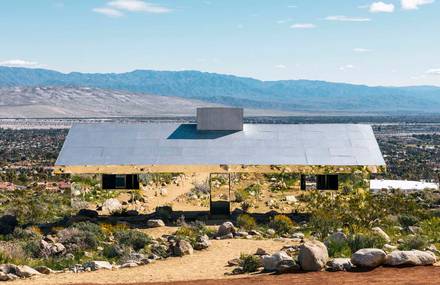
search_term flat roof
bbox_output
[55,123,385,171]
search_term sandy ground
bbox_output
[11,239,293,285]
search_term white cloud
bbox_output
[290,23,316,29]
[426,68,440,75]
[275,64,287,69]
[370,2,395,12]
[0,59,42,68]
[276,19,292,24]
[339,64,355,71]
[108,0,171,13]
[325,15,371,22]
[401,0,434,10]
[93,7,124,17]
[353,48,372,53]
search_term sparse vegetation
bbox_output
[269,215,295,235]
[237,214,257,231]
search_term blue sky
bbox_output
[0,0,439,86]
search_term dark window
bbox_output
[115,175,126,189]
[316,175,339,190]
[102,174,139,190]
[300,175,306,190]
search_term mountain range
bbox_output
[0,66,440,117]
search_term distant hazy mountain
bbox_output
[0,86,223,118]
[1,66,439,114]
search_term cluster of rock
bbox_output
[0,264,43,281]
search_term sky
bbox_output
[0,0,439,86]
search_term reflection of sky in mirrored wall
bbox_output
[0,0,439,86]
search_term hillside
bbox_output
[0,67,440,114]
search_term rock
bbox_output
[219,233,234,240]
[276,259,298,273]
[385,250,436,266]
[160,188,168,196]
[427,244,440,255]
[173,240,193,256]
[351,248,386,268]
[248,230,261,236]
[102,198,123,214]
[262,251,293,272]
[217,222,236,237]
[84,260,113,271]
[408,226,422,234]
[235,231,249,237]
[227,258,240,266]
[298,240,329,271]
[147,219,165,228]
[383,244,398,252]
[285,195,297,203]
[194,235,210,250]
[34,266,54,275]
[77,209,99,218]
[255,248,269,256]
[121,262,138,268]
[0,272,18,281]
[51,243,66,255]
[327,258,353,271]
[292,232,305,239]
[372,227,391,243]
[15,265,41,278]
[267,229,276,235]
[328,231,347,243]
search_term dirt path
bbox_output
[11,239,292,285]
[79,266,440,285]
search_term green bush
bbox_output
[398,235,428,250]
[58,226,100,253]
[174,221,214,245]
[237,214,257,231]
[239,253,260,273]
[325,238,352,258]
[235,189,249,203]
[420,217,440,243]
[398,214,420,228]
[114,230,151,251]
[269,215,294,235]
[72,222,105,241]
[103,244,125,259]
[348,233,387,253]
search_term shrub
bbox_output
[348,233,387,253]
[399,235,428,250]
[269,215,294,235]
[398,214,420,228]
[72,222,105,241]
[58,227,99,253]
[325,238,352,258]
[237,214,257,231]
[239,253,260,273]
[420,217,440,243]
[235,189,249,203]
[22,239,41,258]
[114,230,151,251]
[103,244,125,259]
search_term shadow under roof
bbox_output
[55,123,385,168]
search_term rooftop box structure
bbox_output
[197,107,243,131]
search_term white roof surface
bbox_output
[55,123,386,167]
[370,179,439,191]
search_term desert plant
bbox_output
[237,214,257,231]
[103,244,125,259]
[114,230,151,251]
[398,235,428,250]
[269,215,294,235]
[420,217,440,243]
[348,233,387,253]
[325,238,352,258]
[398,214,420,228]
[58,227,99,253]
[239,253,260,273]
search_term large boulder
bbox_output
[327,258,353,271]
[217,222,236,237]
[16,266,41,278]
[0,272,17,281]
[194,235,211,250]
[372,227,391,243]
[147,219,165,228]
[351,248,386,268]
[84,260,113,271]
[385,250,436,266]
[298,240,329,271]
[102,198,123,214]
[173,240,194,256]
[262,251,293,272]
